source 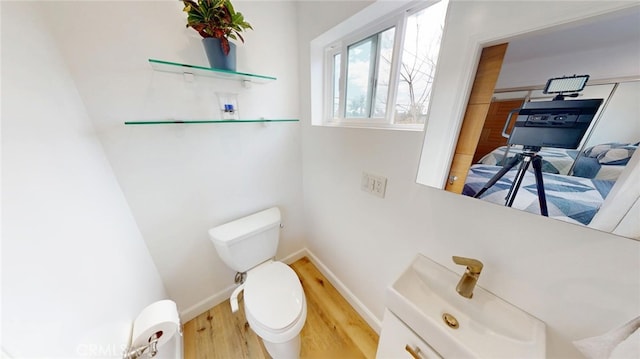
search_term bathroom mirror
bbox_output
[416,2,640,239]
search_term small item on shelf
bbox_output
[218,92,239,120]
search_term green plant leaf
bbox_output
[181,0,253,42]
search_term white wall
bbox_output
[40,1,304,320]
[497,42,640,89]
[496,13,640,90]
[298,1,640,358]
[1,2,170,358]
[587,81,640,146]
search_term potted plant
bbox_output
[182,0,253,71]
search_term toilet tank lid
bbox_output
[208,207,281,244]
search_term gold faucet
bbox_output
[452,256,483,299]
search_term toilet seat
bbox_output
[244,261,304,329]
[244,261,306,343]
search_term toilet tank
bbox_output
[208,207,281,273]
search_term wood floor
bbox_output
[183,257,379,359]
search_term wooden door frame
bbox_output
[445,43,508,193]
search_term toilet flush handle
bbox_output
[230,283,245,313]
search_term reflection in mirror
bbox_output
[453,9,639,239]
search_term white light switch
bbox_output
[361,172,387,198]
[372,175,387,198]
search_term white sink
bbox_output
[386,254,546,358]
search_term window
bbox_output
[322,0,448,129]
[343,27,395,119]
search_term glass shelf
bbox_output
[125,119,299,125]
[149,59,276,84]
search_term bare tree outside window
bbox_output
[394,4,446,124]
[327,0,448,127]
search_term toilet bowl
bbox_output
[208,207,307,359]
[243,261,307,358]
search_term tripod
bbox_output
[473,146,549,216]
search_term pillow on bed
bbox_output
[583,143,613,158]
[597,146,636,165]
[582,142,638,165]
[572,156,601,178]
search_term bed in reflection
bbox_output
[463,142,637,226]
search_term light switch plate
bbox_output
[371,175,387,198]
[361,172,387,198]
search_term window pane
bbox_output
[395,1,448,124]
[372,27,395,118]
[345,37,374,118]
[333,53,341,118]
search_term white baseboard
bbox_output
[303,250,382,333]
[180,248,382,333]
[180,283,237,322]
[279,248,309,264]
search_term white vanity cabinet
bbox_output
[376,309,442,359]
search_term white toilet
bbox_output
[208,207,307,359]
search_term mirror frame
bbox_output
[416,1,639,188]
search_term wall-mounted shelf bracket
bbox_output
[183,72,195,82]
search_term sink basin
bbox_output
[386,254,546,358]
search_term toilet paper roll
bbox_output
[132,299,180,348]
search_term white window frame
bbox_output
[315,0,445,131]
